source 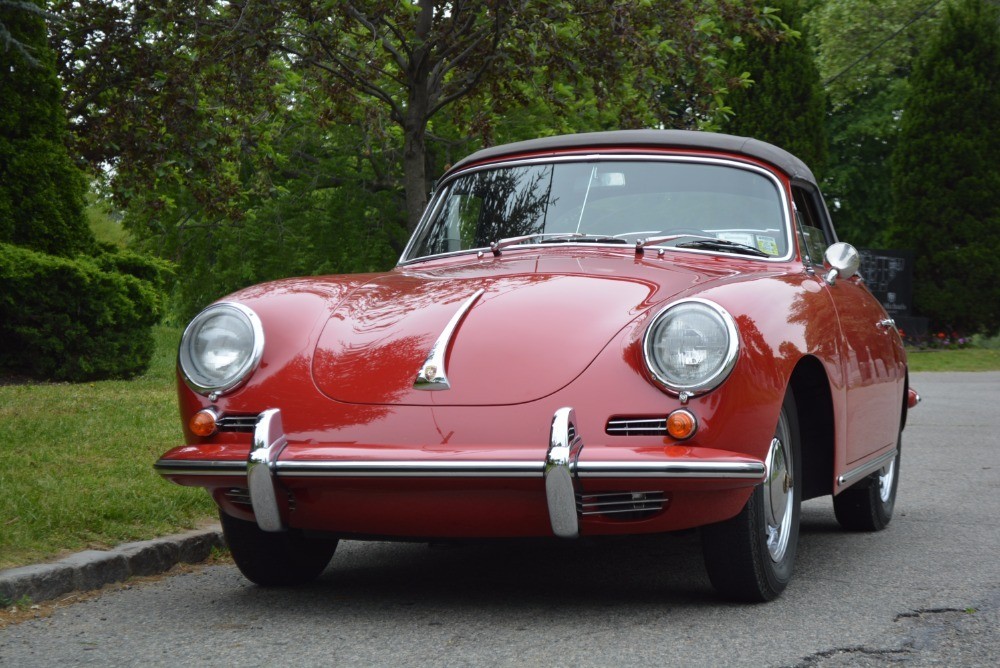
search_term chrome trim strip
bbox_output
[576,460,765,479]
[158,454,763,481]
[837,448,898,489]
[276,460,544,477]
[153,459,246,476]
[545,407,583,538]
[248,408,287,531]
[271,458,764,479]
[414,289,485,391]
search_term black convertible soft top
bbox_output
[445,129,817,186]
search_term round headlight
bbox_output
[178,302,264,396]
[643,298,739,396]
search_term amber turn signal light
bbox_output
[190,408,218,437]
[666,409,697,440]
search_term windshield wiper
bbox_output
[634,234,710,256]
[544,234,627,245]
[676,238,771,257]
[490,233,626,256]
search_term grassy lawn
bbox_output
[906,347,1000,372]
[2,327,998,572]
[0,327,215,570]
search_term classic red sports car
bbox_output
[155,130,920,601]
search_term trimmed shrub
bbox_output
[0,243,171,381]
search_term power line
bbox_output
[823,0,946,87]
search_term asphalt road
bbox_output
[2,371,998,667]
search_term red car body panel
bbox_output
[156,135,910,544]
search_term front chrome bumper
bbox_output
[156,407,767,538]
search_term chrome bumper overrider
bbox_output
[247,408,287,532]
[155,407,767,536]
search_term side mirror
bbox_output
[823,242,860,286]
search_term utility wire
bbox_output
[823,0,945,87]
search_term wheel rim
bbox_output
[878,457,896,503]
[763,417,794,562]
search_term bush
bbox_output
[0,243,172,381]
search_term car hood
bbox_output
[312,251,735,406]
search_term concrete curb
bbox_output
[0,526,224,605]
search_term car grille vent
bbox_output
[605,416,668,436]
[576,491,666,520]
[217,415,259,433]
[224,487,252,507]
[223,487,296,512]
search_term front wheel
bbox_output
[833,436,900,531]
[220,511,338,586]
[701,391,802,602]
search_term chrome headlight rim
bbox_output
[178,302,265,397]
[642,297,740,397]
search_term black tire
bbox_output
[220,511,338,586]
[833,435,900,531]
[701,391,802,602]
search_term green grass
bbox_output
[906,347,1000,372]
[0,327,215,570]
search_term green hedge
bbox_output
[0,243,173,381]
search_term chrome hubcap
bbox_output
[878,457,896,504]
[763,425,793,562]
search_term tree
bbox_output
[49,1,791,317]
[56,1,790,232]
[0,0,92,256]
[806,0,942,247]
[0,0,54,65]
[724,0,827,173]
[889,0,1000,335]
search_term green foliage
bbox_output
[889,0,1000,335]
[0,243,171,381]
[86,191,129,247]
[724,0,828,172]
[50,1,793,321]
[0,0,93,257]
[806,0,942,247]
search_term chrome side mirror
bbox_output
[823,242,860,286]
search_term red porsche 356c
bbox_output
[155,130,919,601]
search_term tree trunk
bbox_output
[402,120,428,233]
[401,0,436,233]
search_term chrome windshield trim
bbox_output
[413,288,485,391]
[576,460,766,479]
[399,155,794,265]
[275,460,544,477]
[153,459,246,476]
[837,448,898,488]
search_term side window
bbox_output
[792,186,833,265]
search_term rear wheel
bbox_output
[701,391,801,602]
[220,510,337,586]
[833,435,900,531]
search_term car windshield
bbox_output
[403,159,789,262]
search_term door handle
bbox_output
[876,318,896,330]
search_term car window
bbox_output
[405,160,789,261]
[792,186,832,265]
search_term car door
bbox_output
[792,183,905,464]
